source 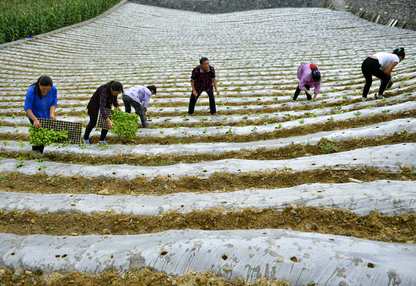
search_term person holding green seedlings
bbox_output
[83,81,123,144]
[24,75,58,154]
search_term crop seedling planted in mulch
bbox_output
[29,127,69,146]
[318,138,340,153]
[111,110,139,140]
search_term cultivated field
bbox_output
[0,2,415,285]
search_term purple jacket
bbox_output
[297,63,321,95]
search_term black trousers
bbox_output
[361,57,391,98]
[293,84,311,101]
[188,89,216,115]
[83,112,108,141]
[28,118,44,154]
[122,94,148,128]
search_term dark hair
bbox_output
[109,81,123,93]
[31,75,53,97]
[393,47,405,60]
[312,70,321,82]
[200,57,209,65]
[147,85,157,95]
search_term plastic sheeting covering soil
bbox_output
[0,229,415,285]
[0,180,415,216]
[0,144,414,180]
[0,118,414,157]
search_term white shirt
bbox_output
[374,52,400,70]
[124,86,152,108]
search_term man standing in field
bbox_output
[188,57,219,115]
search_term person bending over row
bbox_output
[83,81,123,144]
[293,63,321,101]
[24,75,58,154]
[361,47,405,101]
[122,85,157,128]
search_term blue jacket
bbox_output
[24,85,58,119]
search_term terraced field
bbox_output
[0,2,416,285]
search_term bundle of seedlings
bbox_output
[29,127,69,146]
[111,110,139,140]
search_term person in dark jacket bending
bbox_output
[83,81,123,144]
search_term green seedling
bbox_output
[111,110,139,140]
[29,127,69,146]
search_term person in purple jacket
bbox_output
[293,63,321,101]
[24,75,58,154]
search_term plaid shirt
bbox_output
[191,65,216,92]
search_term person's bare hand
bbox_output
[192,90,198,97]
[106,119,113,130]
[33,119,41,128]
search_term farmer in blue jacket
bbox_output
[24,75,58,153]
